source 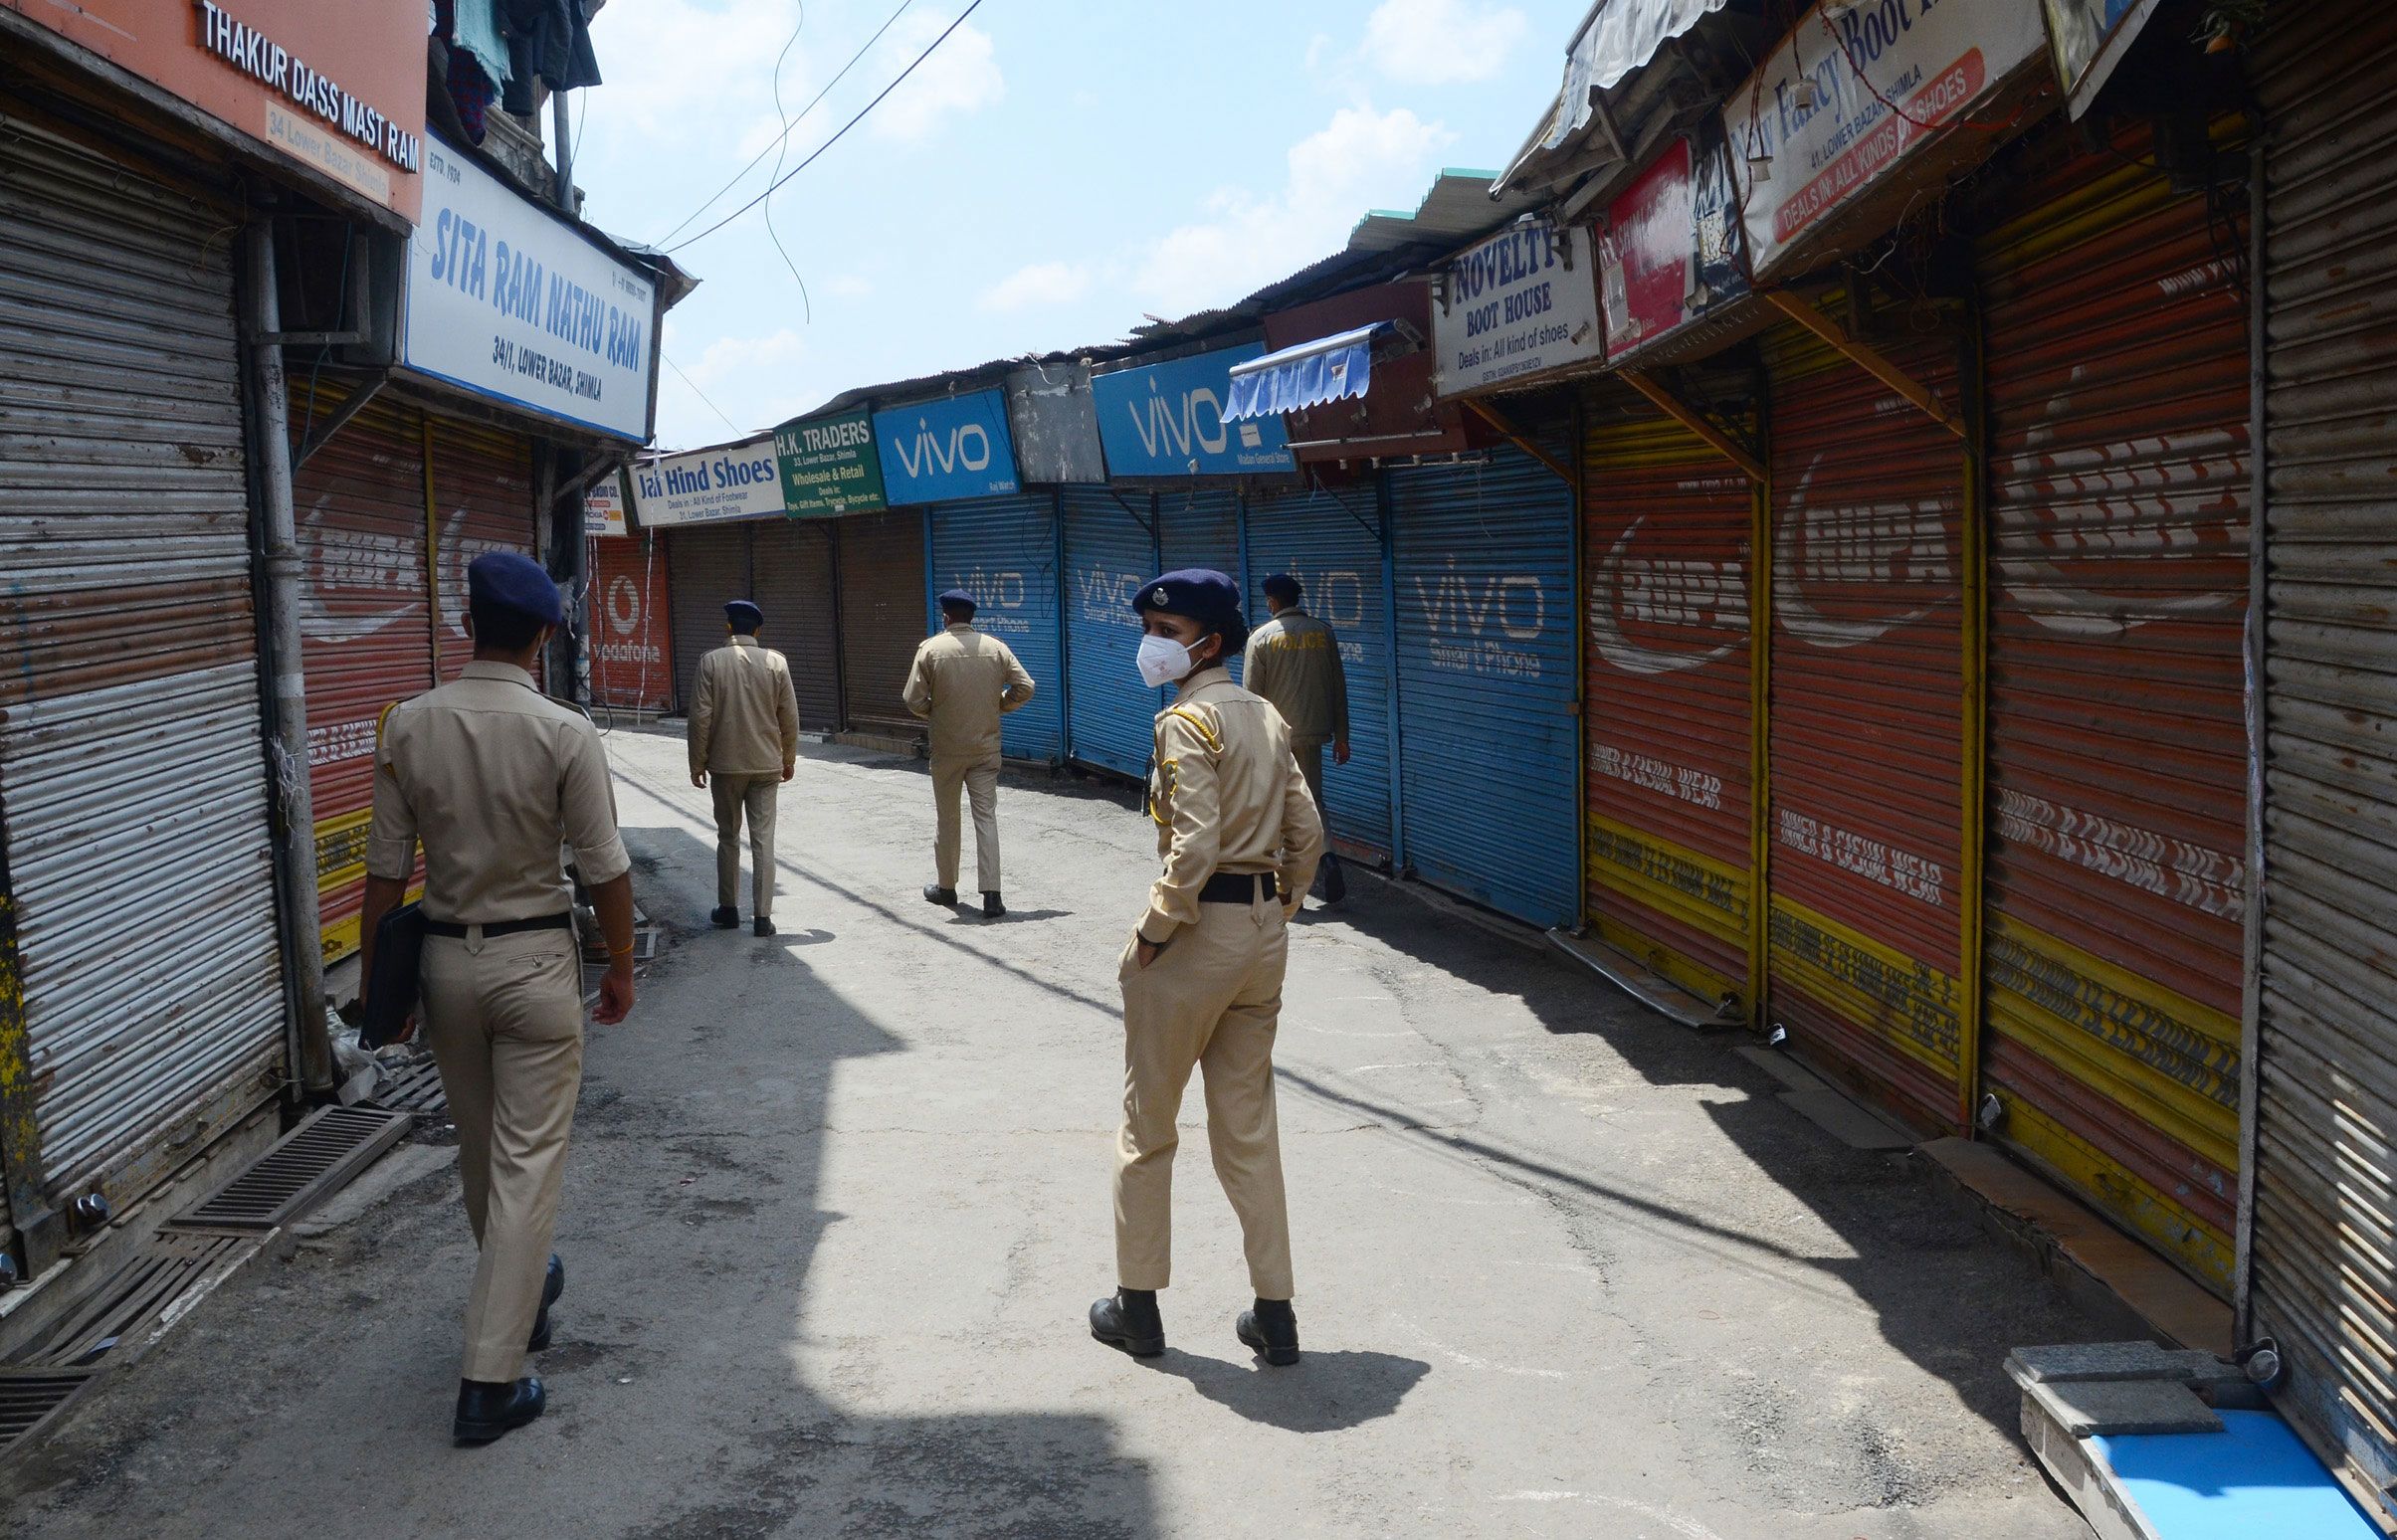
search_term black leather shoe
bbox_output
[753,916,776,937]
[453,1376,545,1444]
[709,906,739,929]
[1237,1298,1299,1366]
[922,884,958,906]
[1089,1288,1164,1358]
[527,1253,564,1352]
[982,891,1005,919]
[1319,855,1347,906]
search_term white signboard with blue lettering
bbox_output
[872,389,1022,504]
[403,135,656,442]
[629,438,786,528]
[1092,344,1295,479]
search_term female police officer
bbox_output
[1091,569,1324,1367]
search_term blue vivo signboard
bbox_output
[1092,344,1295,479]
[873,389,1021,504]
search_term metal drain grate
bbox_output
[0,1368,98,1457]
[9,1234,251,1369]
[368,1057,449,1120]
[166,1105,411,1234]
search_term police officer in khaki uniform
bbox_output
[358,552,637,1444]
[688,599,801,936]
[1090,569,1323,1368]
[903,588,1036,919]
[1244,573,1351,904]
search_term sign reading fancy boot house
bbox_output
[774,407,887,518]
[1092,345,1294,478]
[1433,223,1604,397]
[872,390,1022,505]
[402,137,657,443]
[1722,0,2046,281]
[629,438,786,529]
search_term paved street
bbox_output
[2,730,2098,1539]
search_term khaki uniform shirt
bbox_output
[902,623,1036,759]
[1242,608,1349,743]
[365,662,632,923]
[689,636,801,777]
[1138,666,1324,944]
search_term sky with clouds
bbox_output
[570,0,1580,450]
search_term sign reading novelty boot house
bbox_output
[1433,223,1604,397]
[872,389,1022,504]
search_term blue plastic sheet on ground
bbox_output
[2094,1410,2376,1540]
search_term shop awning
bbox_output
[1223,323,1389,422]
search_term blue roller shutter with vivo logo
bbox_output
[1062,487,1158,778]
[926,493,1065,764]
[1157,486,1245,685]
[1390,449,1579,926]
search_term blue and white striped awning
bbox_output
[1222,323,1390,422]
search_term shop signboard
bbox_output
[402,136,658,443]
[873,389,1022,504]
[586,470,629,537]
[1092,344,1295,478]
[1434,223,1606,396]
[774,406,887,518]
[628,437,786,528]
[1722,0,2046,280]
[1599,132,1752,363]
[2042,0,2164,118]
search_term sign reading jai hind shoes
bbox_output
[774,406,888,518]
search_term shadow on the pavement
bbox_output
[947,908,1073,925]
[764,926,838,946]
[1143,1347,1430,1433]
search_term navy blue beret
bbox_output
[1136,568,1249,648]
[467,551,561,626]
[725,599,763,629]
[937,588,977,614]
[1262,572,1302,603]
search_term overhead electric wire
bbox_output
[763,2,815,323]
[663,0,987,255]
[665,352,742,435]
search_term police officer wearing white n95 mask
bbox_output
[1092,569,1324,1368]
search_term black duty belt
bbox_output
[1198,872,1277,905]
[422,912,573,939]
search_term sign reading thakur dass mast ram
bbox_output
[873,389,1022,504]
[1092,345,1294,478]
[628,438,786,529]
[402,136,657,443]
[1432,223,1604,397]
[774,406,887,517]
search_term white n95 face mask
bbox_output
[1136,634,1199,688]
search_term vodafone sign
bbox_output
[588,538,672,711]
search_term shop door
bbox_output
[1062,487,1159,778]
[1975,124,2251,1294]
[928,494,1066,764]
[668,524,751,713]
[752,519,843,732]
[588,533,674,715]
[1581,402,1757,1010]
[0,121,288,1218]
[428,415,538,681]
[837,509,927,735]
[1762,319,1967,1133]
[1389,449,1580,926]
[1158,486,1244,684]
[1244,484,1393,864]
[2248,0,2397,1508]
[292,389,436,962]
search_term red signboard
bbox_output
[590,535,674,713]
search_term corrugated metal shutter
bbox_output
[1581,401,1756,1007]
[752,519,842,731]
[1975,123,2252,1294]
[291,390,435,962]
[927,493,1065,764]
[837,509,926,735]
[2249,0,2397,1510]
[667,525,749,714]
[428,415,537,681]
[588,533,673,713]
[1763,318,1967,1132]
[1158,486,1245,685]
[1063,487,1159,779]
[0,120,286,1198]
[1244,483,1393,863]
[1389,449,1580,926]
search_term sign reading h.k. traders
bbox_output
[774,407,887,518]
[1721,0,2045,280]
[1433,223,1604,397]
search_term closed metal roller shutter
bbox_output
[1063,487,1159,779]
[291,390,435,962]
[928,493,1065,764]
[753,520,842,732]
[837,509,927,735]
[1158,486,1244,685]
[1245,483,1392,863]
[2248,0,2397,1509]
[1975,123,2252,1295]
[427,414,537,681]
[1390,449,1580,926]
[667,524,749,713]
[0,120,287,1207]
[1763,318,1967,1133]
[588,533,674,714]
[1581,401,1757,1008]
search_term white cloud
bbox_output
[1361,0,1528,85]
[686,327,807,386]
[823,275,875,299]
[1132,104,1453,316]
[590,0,801,144]
[870,14,1003,143]
[981,261,1091,312]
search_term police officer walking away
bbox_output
[1091,570,1323,1368]
[1244,573,1350,904]
[358,552,637,1444]
[904,588,1036,919]
[688,599,801,936]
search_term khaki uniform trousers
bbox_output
[419,927,585,1383]
[930,752,1002,893]
[1113,891,1294,1299]
[1290,736,1328,812]
[711,773,779,917]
